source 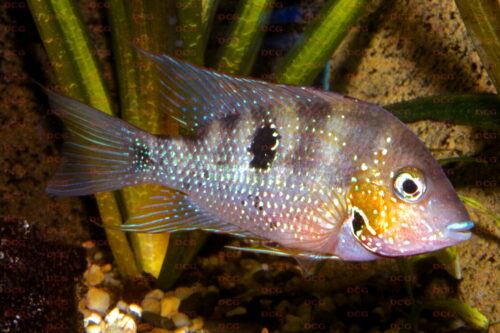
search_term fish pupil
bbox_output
[402,179,418,194]
[352,210,365,236]
[248,125,281,170]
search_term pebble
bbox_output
[174,286,194,300]
[206,285,219,293]
[226,306,247,317]
[297,303,312,322]
[128,303,142,318]
[87,287,111,313]
[174,327,189,333]
[117,300,128,312]
[282,314,303,333]
[84,312,102,327]
[101,264,112,272]
[85,324,102,333]
[189,317,204,330]
[171,312,191,327]
[161,296,181,317]
[104,308,137,332]
[85,264,105,286]
[79,299,91,316]
[145,289,165,300]
[150,328,170,333]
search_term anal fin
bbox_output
[112,187,253,237]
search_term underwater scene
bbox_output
[0,0,498,332]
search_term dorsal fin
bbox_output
[137,48,343,130]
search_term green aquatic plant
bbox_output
[27,0,139,279]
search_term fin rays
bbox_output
[44,90,153,197]
[136,48,340,130]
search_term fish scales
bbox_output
[44,49,474,262]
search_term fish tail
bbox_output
[45,91,156,197]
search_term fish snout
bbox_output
[444,221,474,241]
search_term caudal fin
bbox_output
[45,91,156,197]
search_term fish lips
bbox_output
[444,221,474,242]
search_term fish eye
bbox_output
[393,167,426,202]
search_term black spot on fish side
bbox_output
[248,125,281,170]
[132,142,153,172]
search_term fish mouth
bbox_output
[445,221,474,241]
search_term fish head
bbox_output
[336,123,472,260]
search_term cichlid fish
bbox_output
[45,50,473,262]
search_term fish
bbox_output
[44,49,474,262]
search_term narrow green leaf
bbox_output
[455,0,500,89]
[437,156,479,165]
[27,0,139,279]
[385,94,500,129]
[215,0,275,75]
[108,0,177,278]
[274,0,369,85]
[459,194,500,227]
[425,299,489,330]
[413,246,462,279]
[177,0,205,65]
[201,0,220,50]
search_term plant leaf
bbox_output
[425,299,489,330]
[455,0,500,89]
[385,94,500,129]
[215,0,275,75]
[274,0,369,85]
[459,194,500,227]
[27,0,139,279]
